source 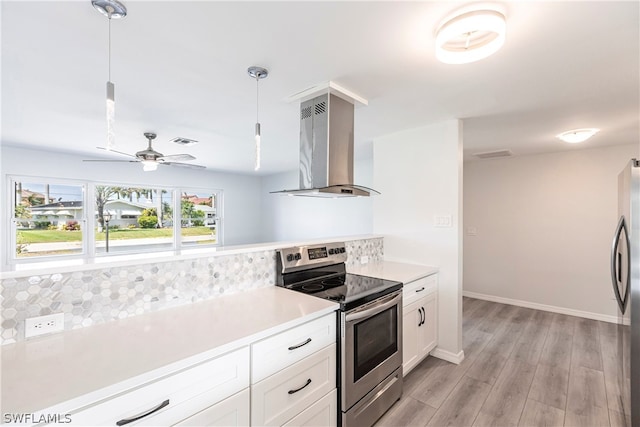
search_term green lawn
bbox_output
[18,227,214,243]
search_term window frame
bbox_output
[6,175,224,268]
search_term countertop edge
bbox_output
[2,287,339,415]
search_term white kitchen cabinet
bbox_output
[251,312,337,427]
[402,274,438,375]
[174,388,250,427]
[251,313,336,384]
[251,344,336,426]
[65,347,250,426]
[281,389,337,427]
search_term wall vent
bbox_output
[170,137,198,146]
[473,149,513,159]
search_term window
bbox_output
[8,177,223,265]
[180,190,221,246]
[11,179,85,259]
[94,185,174,255]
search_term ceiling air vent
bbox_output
[473,149,513,159]
[170,137,198,146]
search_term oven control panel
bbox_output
[278,242,347,272]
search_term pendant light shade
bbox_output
[248,66,268,171]
[92,0,127,150]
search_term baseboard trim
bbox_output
[462,290,629,325]
[430,348,465,364]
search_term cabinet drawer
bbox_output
[251,344,336,427]
[68,347,249,426]
[174,388,249,427]
[282,389,337,427]
[402,274,437,307]
[252,313,336,383]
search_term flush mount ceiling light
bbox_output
[92,0,127,150]
[556,128,600,143]
[435,5,506,64]
[248,66,268,171]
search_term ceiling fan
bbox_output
[83,132,205,171]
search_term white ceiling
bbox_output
[2,1,638,175]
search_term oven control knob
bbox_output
[339,247,345,253]
[329,248,335,255]
[294,253,302,260]
[286,254,294,262]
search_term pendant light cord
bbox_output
[256,76,259,123]
[108,12,112,81]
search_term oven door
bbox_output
[342,290,403,411]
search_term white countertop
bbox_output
[347,261,438,283]
[0,287,338,415]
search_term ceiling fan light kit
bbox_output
[556,128,600,143]
[248,66,268,171]
[435,4,506,64]
[84,132,205,171]
[92,0,127,150]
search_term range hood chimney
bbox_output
[272,88,379,198]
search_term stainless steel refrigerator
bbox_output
[611,159,639,426]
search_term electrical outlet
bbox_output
[25,313,64,338]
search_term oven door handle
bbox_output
[345,291,402,322]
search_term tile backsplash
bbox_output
[1,237,383,344]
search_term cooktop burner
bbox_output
[287,273,402,311]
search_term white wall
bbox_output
[464,143,639,321]
[0,145,264,259]
[259,158,374,242]
[373,120,463,361]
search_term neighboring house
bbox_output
[103,200,149,228]
[30,201,83,228]
[29,200,153,229]
[193,204,217,227]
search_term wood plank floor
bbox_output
[375,297,630,427]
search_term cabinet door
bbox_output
[402,300,421,375]
[282,389,337,427]
[251,344,336,427]
[174,388,249,427]
[418,294,438,357]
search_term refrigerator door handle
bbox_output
[610,215,630,314]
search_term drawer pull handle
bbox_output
[415,287,425,293]
[288,338,312,351]
[116,399,170,426]
[288,378,312,395]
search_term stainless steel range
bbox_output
[276,242,403,427]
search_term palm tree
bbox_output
[95,186,118,229]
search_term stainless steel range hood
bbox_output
[271,92,379,198]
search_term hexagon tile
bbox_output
[0,238,383,345]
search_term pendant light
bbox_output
[247,66,268,171]
[92,0,127,150]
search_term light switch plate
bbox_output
[467,227,478,236]
[25,313,64,338]
[434,215,453,228]
[361,256,369,264]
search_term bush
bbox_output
[192,219,205,227]
[138,215,158,229]
[34,221,51,229]
[63,221,80,231]
[48,224,57,230]
[127,224,137,229]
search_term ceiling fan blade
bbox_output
[96,146,137,158]
[83,159,139,163]
[159,153,196,162]
[161,162,206,169]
